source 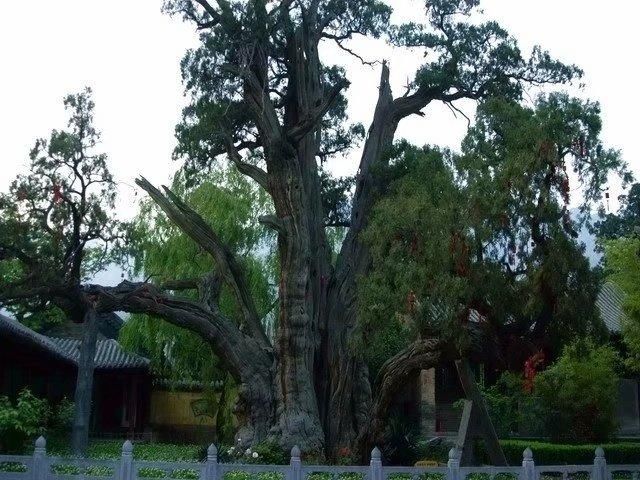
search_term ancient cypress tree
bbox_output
[0,89,124,455]
[83,0,582,455]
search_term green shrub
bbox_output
[477,440,640,465]
[535,340,619,442]
[222,471,284,480]
[473,372,546,438]
[0,389,49,453]
[415,440,452,464]
[0,462,28,473]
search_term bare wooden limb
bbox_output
[135,177,271,348]
[287,80,350,142]
[455,359,507,466]
[221,132,270,191]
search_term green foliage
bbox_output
[473,372,546,438]
[358,144,467,375]
[603,236,640,372]
[0,87,123,324]
[594,183,640,242]
[534,340,619,442]
[0,390,49,453]
[360,90,625,374]
[477,440,640,465]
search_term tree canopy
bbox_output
[360,93,627,378]
[4,0,630,459]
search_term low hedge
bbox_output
[477,439,640,465]
[46,440,203,462]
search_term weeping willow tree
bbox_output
[120,165,276,442]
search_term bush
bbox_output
[477,440,640,465]
[0,389,49,453]
[476,372,546,438]
[219,441,288,465]
[535,340,619,442]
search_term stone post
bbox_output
[119,440,134,480]
[447,447,460,480]
[205,444,218,480]
[289,446,301,480]
[593,447,607,480]
[32,436,47,480]
[370,447,383,480]
[522,448,536,480]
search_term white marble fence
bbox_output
[0,437,638,480]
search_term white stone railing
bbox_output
[0,437,638,480]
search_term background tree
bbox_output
[121,164,275,443]
[594,183,640,241]
[602,235,640,373]
[86,0,586,456]
[0,88,123,455]
[360,93,628,415]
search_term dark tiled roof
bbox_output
[0,313,75,365]
[0,314,148,370]
[50,338,149,370]
[596,282,627,333]
[44,313,124,341]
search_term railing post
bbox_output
[205,444,218,480]
[370,447,383,480]
[32,436,46,480]
[119,440,134,480]
[522,448,536,480]
[447,447,460,480]
[290,446,302,480]
[593,447,607,480]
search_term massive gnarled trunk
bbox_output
[86,57,463,456]
[83,0,569,457]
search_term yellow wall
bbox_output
[150,390,216,426]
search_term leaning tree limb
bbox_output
[84,280,276,443]
[135,177,270,348]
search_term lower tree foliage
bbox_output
[360,94,622,382]
[535,340,619,442]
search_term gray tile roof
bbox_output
[50,338,150,370]
[0,314,149,370]
[596,281,627,333]
[0,313,75,365]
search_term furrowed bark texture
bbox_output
[71,308,98,456]
[101,59,450,455]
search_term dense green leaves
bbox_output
[392,1,581,103]
[360,91,626,373]
[535,340,620,442]
[0,88,122,324]
[603,236,640,372]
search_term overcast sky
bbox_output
[1,0,638,223]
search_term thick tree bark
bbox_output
[71,308,98,456]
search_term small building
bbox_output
[0,313,152,439]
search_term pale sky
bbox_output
[1,0,639,222]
